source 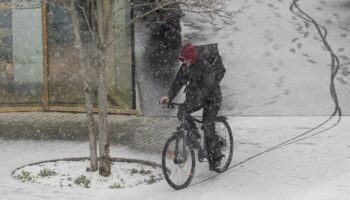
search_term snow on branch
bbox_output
[131,0,244,26]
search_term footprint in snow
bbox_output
[297,43,303,49]
[339,55,349,61]
[271,95,280,100]
[307,59,317,64]
[245,72,256,77]
[341,70,350,76]
[272,44,282,50]
[316,7,323,11]
[283,89,291,95]
[325,19,332,25]
[302,53,310,57]
[340,26,350,32]
[279,76,286,82]
[272,67,279,72]
[264,29,272,35]
[313,36,321,41]
[266,37,274,43]
[263,51,272,57]
[341,62,350,67]
[249,83,257,88]
[278,60,284,67]
[337,77,348,85]
[274,13,282,18]
[275,82,282,87]
[248,16,255,21]
[221,33,231,39]
[265,100,277,105]
[303,32,310,38]
[304,21,310,29]
[291,16,298,21]
[340,33,347,38]
[291,37,299,43]
[319,0,326,4]
[338,48,345,52]
[290,48,296,53]
[226,40,234,47]
[296,25,303,31]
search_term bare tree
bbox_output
[71,0,113,176]
[2,0,240,177]
[69,0,98,172]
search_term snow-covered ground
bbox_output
[12,159,163,189]
[182,0,350,116]
[1,0,350,199]
[1,116,350,200]
[137,0,350,116]
[183,0,350,116]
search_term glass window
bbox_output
[112,0,134,108]
[0,0,134,110]
[47,0,94,106]
[0,0,43,106]
[47,0,133,109]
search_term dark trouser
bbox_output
[177,95,221,149]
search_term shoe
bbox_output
[208,137,224,170]
[209,159,221,171]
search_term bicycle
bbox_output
[162,103,233,190]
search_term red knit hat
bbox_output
[178,43,198,65]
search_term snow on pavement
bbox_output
[1,116,350,200]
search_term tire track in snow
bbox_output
[191,0,342,187]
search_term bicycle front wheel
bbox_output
[162,134,195,190]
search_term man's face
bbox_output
[181,59,192,67]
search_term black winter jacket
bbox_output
[168,56,223,106]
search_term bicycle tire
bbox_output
[213,116,234,173]
[162,134,195,190]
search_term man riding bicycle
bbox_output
[160,43,226,170]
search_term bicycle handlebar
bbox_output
[167,102,181,109]
[164,102,203,123]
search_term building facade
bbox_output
[0,0,136,114]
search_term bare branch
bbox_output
[103,40,114,51]
[77,2,94,36]
[103,1,113,45]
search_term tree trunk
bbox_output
[97,49,110,176]
[96,0,111,177]
[70,1,98,172]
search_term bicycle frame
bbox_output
[173,113,208,163]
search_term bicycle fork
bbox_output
[174,132,187,165]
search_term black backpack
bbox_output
[196,43,226,83]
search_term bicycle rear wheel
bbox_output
[162,134,195,190]
[213,116,233,173]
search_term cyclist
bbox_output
[160,43,226,170]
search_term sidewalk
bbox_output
[0,112,177,152]
[1,116,350,200]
